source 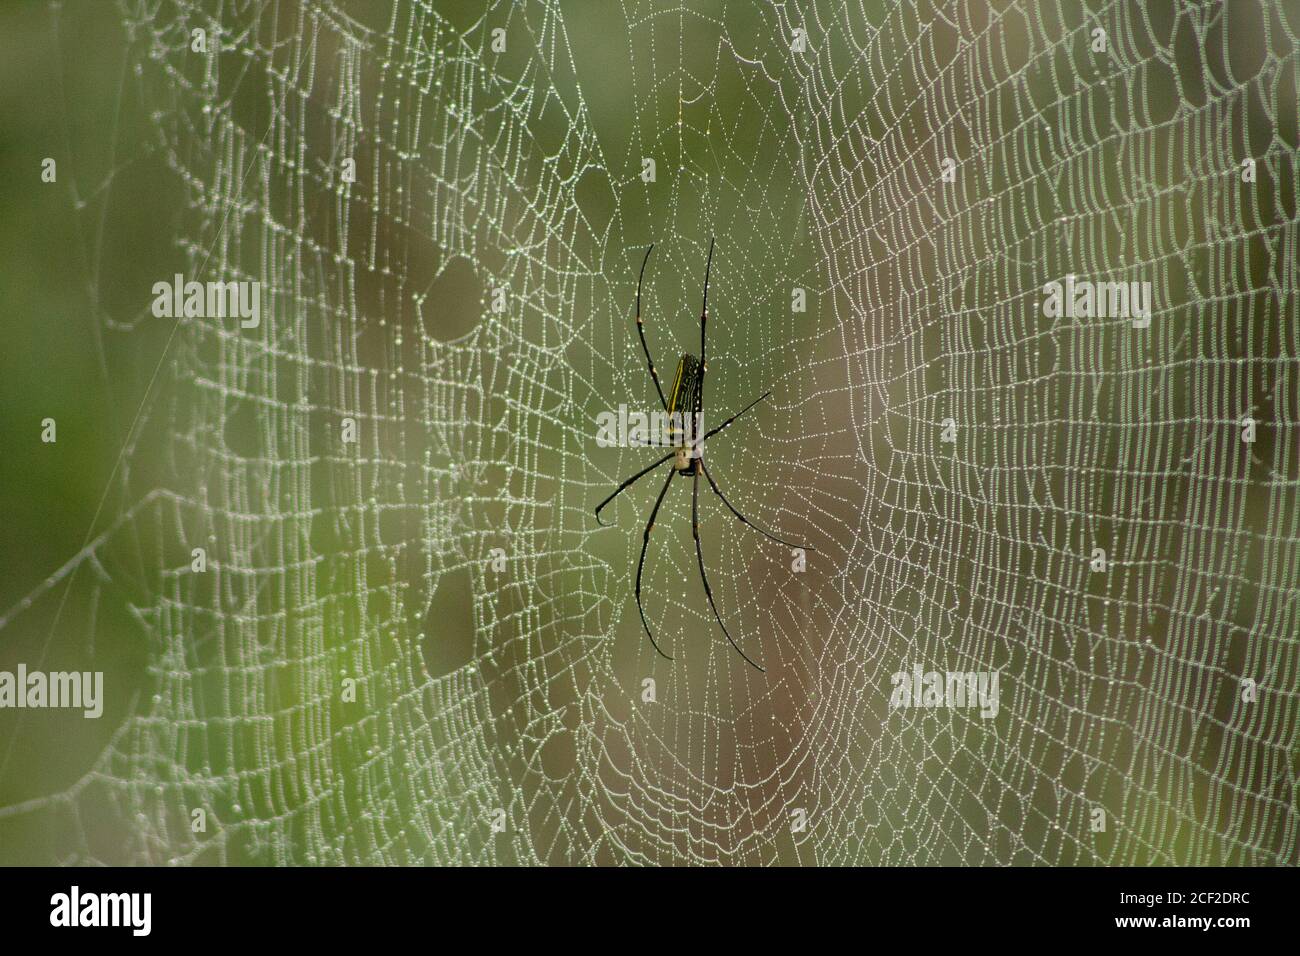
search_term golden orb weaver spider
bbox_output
[595,239,813,672]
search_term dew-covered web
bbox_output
[3,0,1299,865]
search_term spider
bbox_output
[595,238,812,672]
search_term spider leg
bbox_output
[635,469,678,661]
[688,237,715,461]
[698,237,714,417]
[595,451,674,526]
[692,469,765,673]
[635,245,668,412]
[701,391,772,443]
[700,460,814,551]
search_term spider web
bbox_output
[2,0,1298,865]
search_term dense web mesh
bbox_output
[2,0,1299,865]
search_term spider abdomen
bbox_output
[667,353,703,464]
[667,352,701,416]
